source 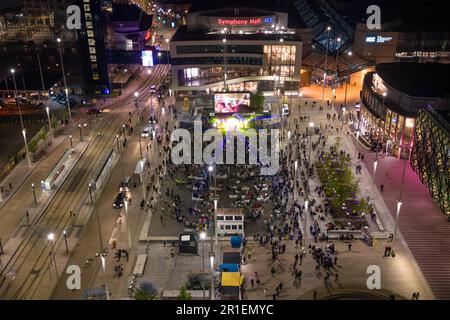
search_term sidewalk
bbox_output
[267,99,434,299]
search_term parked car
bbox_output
[149,85,157,94]
[141,126,153,138]
[113,192,126,209]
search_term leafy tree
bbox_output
[134,281,158,300]
[28,139,38,153]
[250,92,264,111]
[51,115,58,129]
[39,127,48,141]
[177,286,192,300]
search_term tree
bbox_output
[250,92,264,111]
[134,281,158,300]
[177,286,192,300]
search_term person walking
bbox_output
[250,279,255,288]
[380,184,384,192]
[348,243,352,251]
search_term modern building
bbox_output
[353,19,450,64]
[360,62,450,159]
[169,0,312,94]
[411,106,450,216]
[0,0,111,95]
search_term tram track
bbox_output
[0,65,169,299]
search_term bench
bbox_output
[133,254,147,277]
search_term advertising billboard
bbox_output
[214,92,250,114]
[141,50,154,67]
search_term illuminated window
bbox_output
[185,68,199,79]
[89,47,96,54]
[126,39,133,51]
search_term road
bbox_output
[0,65,170,299]
[50,65,171,299]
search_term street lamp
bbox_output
[63,230,69,254]
[393,147,409,246]
[343,51,352,111]
[45,106,53,141]
[222,38,227,90]
[11,69,31,168]
[294,160,298,201]
[322,26,331,99]
[200,231,206,299]
[47,232,58,278]
[101,254,110,300]
[31,183,37,205]
[78,124,83,141]
[22,129,31,168]
[57,38,71,120]
[69,135,73,150]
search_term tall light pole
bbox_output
[210,254,215,300]
[57,38,71,120]
[78,124,83,141]
[322,26,331,99]
[101,254,110,300]
[393,144,409,245]
[22,129,31,168]
[37,49,47,116]
[31,183,37,205]
[69,135,73,150]
[200,231,206,299]
[304,122,314,244]
[222,37,227,91]
[343,51,352,110]
[374,92,386,177]
[89,183,104,254]
[47,233,58,279]
[294,160,298,201]
[331,37,341,111]
[63,230,69,254]
[11,69,31,168]
[46,106,53,141]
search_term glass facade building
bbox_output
[411,107,450,216]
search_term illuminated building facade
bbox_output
[169,0,311,94]
[411,106,450,216]
[360,62,450,159]
[77,0,109,94]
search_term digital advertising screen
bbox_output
[141,50,154,67]
[214,92,251,114]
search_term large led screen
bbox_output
[141,50,154,67]
[214,93,250,114]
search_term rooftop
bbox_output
[189,0,306,28]
[172,25,303,42]
[376,62,450,98]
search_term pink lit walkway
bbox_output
[361,151,450,299]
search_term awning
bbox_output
[221,272,244,287]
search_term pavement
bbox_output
[83,83,435,300]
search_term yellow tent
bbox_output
[221,272,244,287]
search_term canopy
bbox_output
[221,272,244,287]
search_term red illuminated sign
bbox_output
[217,18,262,26]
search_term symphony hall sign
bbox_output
[216,16,274,26]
